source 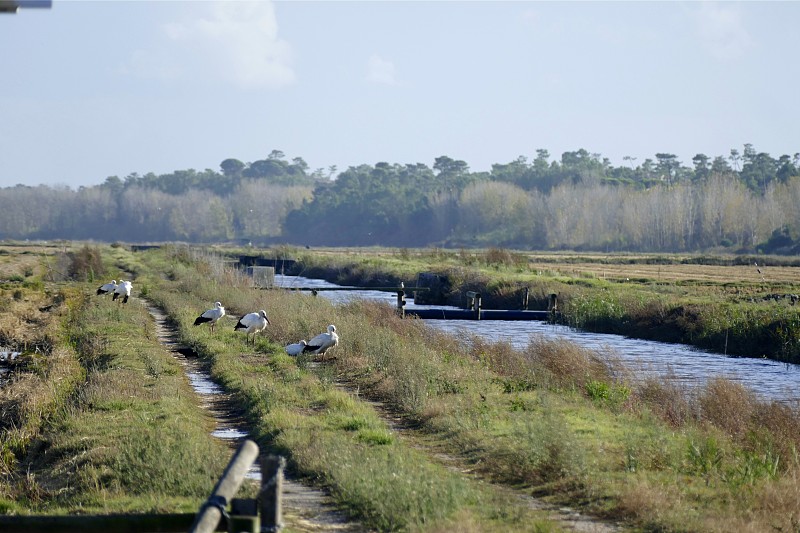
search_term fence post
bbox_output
[466,292,482,320]
[259,455,286,532]
[190,439,260,533]
[548,293,558,320]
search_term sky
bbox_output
[1,1,799,189]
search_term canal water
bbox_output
[275,275,800,404]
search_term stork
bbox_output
[96,280,117,296]
[112,280,132,303]
[194,302,226,333]
[303,324,339,360]
[284,340,308,356]
[233,310,270,345]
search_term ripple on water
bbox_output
[276,275,800,404]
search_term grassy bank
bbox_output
[142,245,800,531]
[0,243,232,515]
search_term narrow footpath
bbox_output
[145,303,368,533]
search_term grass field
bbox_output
[1,242,799,532]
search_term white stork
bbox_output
[194,301,226,333]
[97,280,117,296]
[284,340,308,356]
[303,324,339,360]
[234,310,270,345]
[112,280,132,303]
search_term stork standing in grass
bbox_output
[96,280,117,296]
[284,340,308,356]
[194,302,226,333]
[112,280,132,303]
[304,324,339,360]
[234,310,270,345]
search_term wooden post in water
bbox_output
[466,291,482,320]
[396,290,406,318]
[260,455,286,532]
[548,293,558,315]
[522,287,529,310]
[190,439,260,533]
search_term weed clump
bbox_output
[45,246,106,282]
[67,246,106,282]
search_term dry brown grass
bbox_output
[0,282,84,485]
[0,345,82,481]
[0,291,55,348]
[526,258,800,285]
[752,402,800,461]
[697,378,757,439]
[753,467,800,532]
[633,376,694,427]
[0,253,40,281]
[615,478,683,528]
[299,246,800,285]
[523,335,616,391]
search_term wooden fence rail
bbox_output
[190,439,260,533]
[0,439,284,533]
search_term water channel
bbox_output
[275,275,800,404]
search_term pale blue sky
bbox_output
[1,1,798,189]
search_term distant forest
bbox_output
[2,145,800,254]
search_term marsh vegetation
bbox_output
[1,242,799,532]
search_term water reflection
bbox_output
[275,275,800,403]
[185,368,260,480]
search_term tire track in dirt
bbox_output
[309,361,623,533]
[144,303,367,533]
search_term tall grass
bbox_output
[130,246,800,531]
[137,249,566,531]
[30,293,232,511]
[0,285,84,500]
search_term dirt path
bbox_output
[145,303,368,533]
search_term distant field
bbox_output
[300,247,800,286]
[525,260,800,284]
[0,244,51,280]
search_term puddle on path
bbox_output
[144,303,367,532]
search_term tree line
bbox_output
[1,146,798,253]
